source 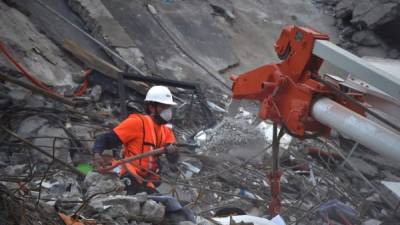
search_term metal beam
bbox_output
[312,98,400,162]
[313,40,400,100]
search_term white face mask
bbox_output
[160,107,173,122]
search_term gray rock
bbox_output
[0,2,76,86]
[178,221,196,225]
[347,157,378,177]
[341,26,356,38]
[351,30,381,47]
[97,214,118,225]
[141,199,165,223]
[89,85,102,102]
[196,217,215,225]
[40,172,82,201]
[67,0,148,73]
[114,47,146,74]
[17,116,48,138]
[1,164,26,176]
[72,71,87,84]
[335,0,355,19]
[102,196,143,218]
[351,2,398,29]
[83,172,126,198]
[104,205,129,219]
[362,219,382,225]
[32,124,72,163]
[115,217,129,225]
[10,153,28,164]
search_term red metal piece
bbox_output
[0,41,54,92]
[0,41,92,97]
[268,170,282,217]
[231,25,333,136]
[231,25,367,217]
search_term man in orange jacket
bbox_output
[92,86,179,195]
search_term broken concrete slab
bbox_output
[380,181,400,210]
[346,157,378,178]
[155,1,239,73]
[83,172,126,198]
[7,0,111,63]
[351,2,398,29]
[90,195,145,220]
[362,219,382,225]
[101,0,232,93]
[32,124,72,163]
[17,116,49,138]
[141,199,165,224]
[68,0,147,73]
[351,30,381,47]
[0,2,77,86]
[36,172,83,201]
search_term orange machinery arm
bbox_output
[232,25,344,136]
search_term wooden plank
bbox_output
[62,38,148,95]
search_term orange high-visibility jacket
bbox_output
[113,113,176,178]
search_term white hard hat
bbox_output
[145,86,177,105]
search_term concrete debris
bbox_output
[351,2,398,29]
[67,0,148,73]
[1,0,400,225]
[141,199,166,224]
[316,0,400,57]
[177,222,196,225]
[89,85,102,102]
[380,181,400,210]
[0,1,77,86]
[83,172,126,198]
[351,30,381,47]
[346,157,378,178]
[362,219,382,225]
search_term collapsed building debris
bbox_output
[1,0,400,225]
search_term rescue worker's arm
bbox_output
[92,131,122,168]
[93,131,122,154]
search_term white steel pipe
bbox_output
[311,98,400,162]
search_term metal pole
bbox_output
[269,122,282,217]
[311,98,400,162]
[272,123,279,172]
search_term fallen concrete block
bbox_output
[141,199,165,224]
[380,181,400,210]
[89,195,145,220]
[362,219,382,225]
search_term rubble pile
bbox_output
[313,0,400,58]
[1,0,400,225]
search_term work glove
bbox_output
[164,144,178,154]
[165,144,179,164]
[93,153,105,170]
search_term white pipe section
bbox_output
[311,98,400,162]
